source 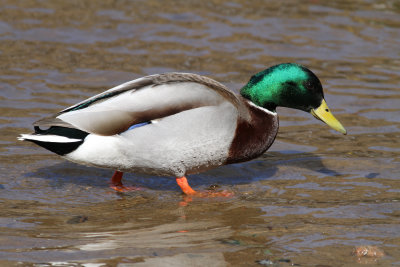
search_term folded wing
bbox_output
[34,73,240,136]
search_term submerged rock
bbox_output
[353,245,385,258]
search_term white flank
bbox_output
[18,134,81,143]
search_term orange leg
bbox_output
[176,177,197,195]
[111,170,124,186]
[109,171,141,192]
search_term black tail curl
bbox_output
[30,126,89,155]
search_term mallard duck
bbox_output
[19,63,346,195]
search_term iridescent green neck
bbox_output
[240,63,323,112]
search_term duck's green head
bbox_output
[241,63,346,134]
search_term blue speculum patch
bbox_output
[127,122,151,131]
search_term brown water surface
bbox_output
[1,1,400,266]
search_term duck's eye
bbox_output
[304,81,314,91]
[325,109,329,112]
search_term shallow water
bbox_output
[1,0,400,266]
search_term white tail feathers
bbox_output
[18,134,82,143]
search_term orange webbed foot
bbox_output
[109,184,142,192]
[109,171,142,192]
[176,177,234,206]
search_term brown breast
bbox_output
[225,99,279,164]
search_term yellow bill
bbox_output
[310,99,347,135]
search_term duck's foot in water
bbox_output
[110,184,142,192]
[109,170,142,192]
[176,177,234,205]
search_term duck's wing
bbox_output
[34,73,241,136]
